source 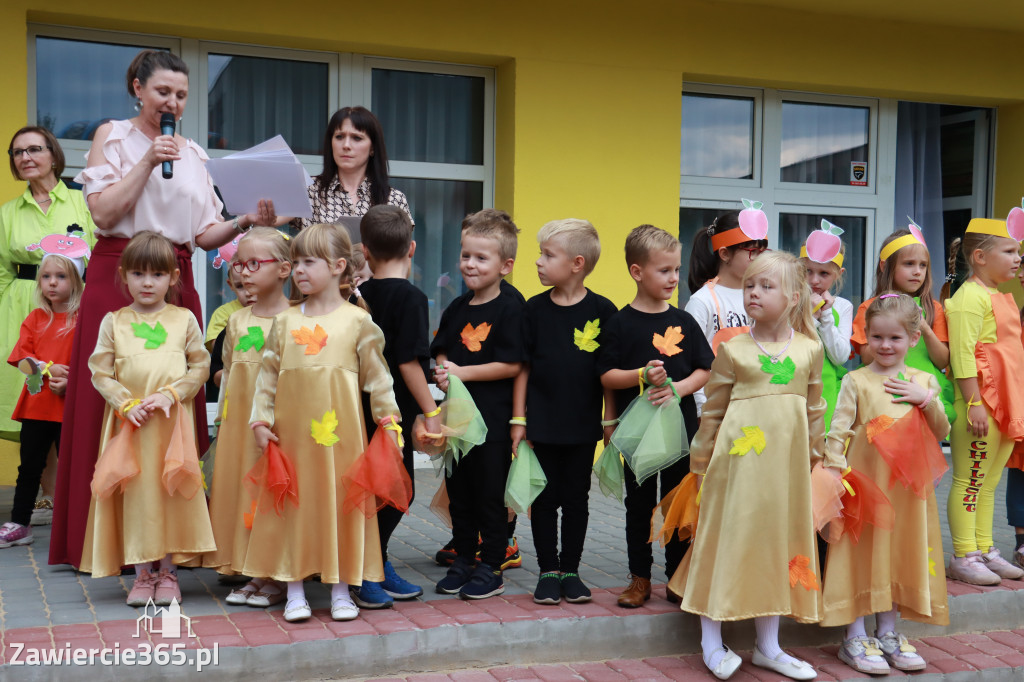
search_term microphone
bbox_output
[160,113,175,179]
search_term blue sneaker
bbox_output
[381,561,423,599]
[459,561,504,600]
[436,557,474,594]
[350,580,394,609]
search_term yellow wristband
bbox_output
[509,417,527,426]
[121,399,142,416]
[380,415,404,448]
[424,406,443,418]
[966,393,983,408]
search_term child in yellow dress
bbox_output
[668,251,825,681]
[82,231,213,606]
[247,223,401,622]
[822,293,951,675]
[205,228,292,606]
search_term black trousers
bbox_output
[447,439,511,568]
[377,431,416,563]
[12,420,61,527]
[623,455,689,581]
[530,442,594,573]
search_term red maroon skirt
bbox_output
[49,236,209,568]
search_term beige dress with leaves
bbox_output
[821,367,950,626]
[81,306,213,577]
[668,333,826,622]
[242,303,399,584]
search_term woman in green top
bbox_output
[0,127,96,437]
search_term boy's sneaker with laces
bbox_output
[533,572,562,605]
[436,557,474,594]
[30,496,53,526]
[982,547,1024,580]
[350,580,394,609]
[501,537,522,570]
[559,572,592,603]
[459,562,504,600]
[0,522,32,548]
[381,560,423,599]
[434,540,457,567]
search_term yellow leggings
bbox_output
[947,399,1015,556]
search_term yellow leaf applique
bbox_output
[728,426,766,456]
[652,325,684,357]
[574,319,601,352]
[311,410,340,446]
[788,554,819,591]
[291,324,328,355]
[460,322,492,352]
[928,547,936,577]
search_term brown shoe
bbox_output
[617,574,651,608]
[666,586,682,604]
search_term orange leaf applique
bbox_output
[652,325,684,357]
[866,415,895,442]
[788,554,820,591]
[460,322,492,352]
[291,324,328,355]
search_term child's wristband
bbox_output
[251,421,270,431]
[121,399,142,416]
[159,385,181,403]
[966,393,983,408]
[424,406,443,418]
[918,389,935,407]
[509,417,527,426]
[601,418,619,427]
[380,415,404,448]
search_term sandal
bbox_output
[837,636,890,675]
[247,580,285,607]
[876,631,925,672]
[225,579,261,605]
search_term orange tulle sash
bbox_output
[162,403,203,500]
[429,479,453,528]
[826,467,894,544]
[342,428,413,517]
[243,441,299,528]
[91,420,140,499]
[867,408,948,499]
[649,472,700,546]
[810,463,846,532]
[976,291,1024,441]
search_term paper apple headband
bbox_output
[878,218,927,262]
[711,198,769,251]
[965,200,1024,242]
[800,220,844,267]
[25,224,90,276]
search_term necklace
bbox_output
[749,327,794,364]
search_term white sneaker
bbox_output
[982,547,1024,580]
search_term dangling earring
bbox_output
[134,98,143,112]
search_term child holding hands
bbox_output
[81,231,213,606]
[513,219,618,604]
[598,225,713,608]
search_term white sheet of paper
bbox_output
[206,136,313,218]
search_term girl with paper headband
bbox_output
[685,199,769,415]
[0,253,84,550]
[851,223,955,424]
[800,220,853,431]
[942,208,1024,585]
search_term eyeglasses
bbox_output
[8,145,52,159]
[737,245,769,259]
[232,259,279,274]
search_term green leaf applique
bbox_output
[235,326,266,352]
[132,321,168,349]
[574,319,601,352]
[25,373,43,395]
[758,354,796,384]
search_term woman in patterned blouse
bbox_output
[302,107,413,228]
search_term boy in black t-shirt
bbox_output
[430,209,524,600]
[354,205,440,607]
[513,219,618,605]
[597,224,714,608]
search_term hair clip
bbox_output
[945,272,957,283]
[878,293,903,300]
[706,216,719,236]
[278,231,291,241]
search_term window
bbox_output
[681,93,757,180]
[780,102,870,186]
[29,26,494,343]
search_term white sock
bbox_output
[331,583,354,604]
[158,555,175,574]
[875,606,899,636]
[286,580,306,607]
[846,616,867,640]
[700,616,727,670]
[134,563,150,577]
[755,615,798,664]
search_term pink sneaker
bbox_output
[154,569,182,606]
[0,522,32,548]
[982,548,1024,580]
[948,551,1001,585]
[127,569,158,606]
